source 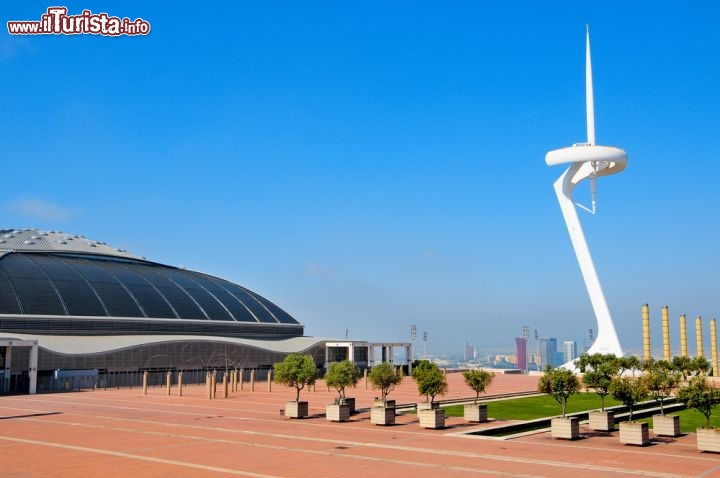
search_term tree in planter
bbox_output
[642,358,681,415]
[411,360,448,403]
[273,353,316,402]
[609,375,648,421]
[369,362,402,401]
[677,377,720,429]
[463,369,495,405]
[576,353,619,412]
[324,360,361,402]
[537,366,581,418]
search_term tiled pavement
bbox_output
[1,372,718,477]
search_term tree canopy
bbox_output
[575,353,619,412]
[411,360,448,403]
[369,362,402,400]
[609,375,648,420]
[273,353,317,402]
[537,366,580,418]
[462,369,495,405]
[672,355,710,380]
[642,359,681,415]
[677,377,720,429]
[324,360,361,400]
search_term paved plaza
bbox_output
[1,372,718,477]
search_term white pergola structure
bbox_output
[324,341,412,373]
[1,338,39,394]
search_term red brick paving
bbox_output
[1,372,719,477]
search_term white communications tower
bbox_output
[545,27,628,361]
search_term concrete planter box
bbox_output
[589,410,615,431]
[696,428,720,453]
[418,408,445,429]
[416,401,439,411]
[373,399,396,409]
[340,397,356,414]
[285,401,309,419]
[464,404,488,423]
[371,406,396,425]
[619,421,650,446]
[653,414,680,437]
[326,403,350,422]
[551,417,580,440]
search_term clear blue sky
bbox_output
[2,2,719,356]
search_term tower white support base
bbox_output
[554,162,623,363]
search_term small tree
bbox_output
[609,376,648,421]
[369,362,402,401]
[324,360,361,401]
[616,355,641,377]
[689,356,711,377]
[642,359,681,415]
[411,360,448,403]
[576,353,619,412]
[677,377,720,429]
[463,369,495,405]
[537,366,580,418]
[273,353,316,402]
[672,355,693,381]
[672,355,710,380]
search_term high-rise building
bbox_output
[463,342,475,361]
[563,341,578,364]
[539,337,558,368]
[515,337,527,371]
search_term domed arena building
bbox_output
[0,228,332,393]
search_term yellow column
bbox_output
[142,371,148,395]
[206,373,212,399]
[268,370,272,392]
[711,318,718,378]
[680,314,688,357]
[223,372,229,398]
[166,371,172,395]
[250,369,255,392]
[642,304,651,360]
[178,371,183,397]
[662,305,670,361]
[239,369,244,391]
[211,372,217,399]
[696,316,704,358]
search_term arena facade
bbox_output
[0,228,333,394]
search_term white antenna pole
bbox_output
[586,25,595,146]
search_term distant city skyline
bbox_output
[2,3,719,355]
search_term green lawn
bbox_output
[637,410,720,433]
[443,394,720,433]
[443,393,621,419]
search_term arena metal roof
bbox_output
[0,228,301,335]
[0,228,143,260]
